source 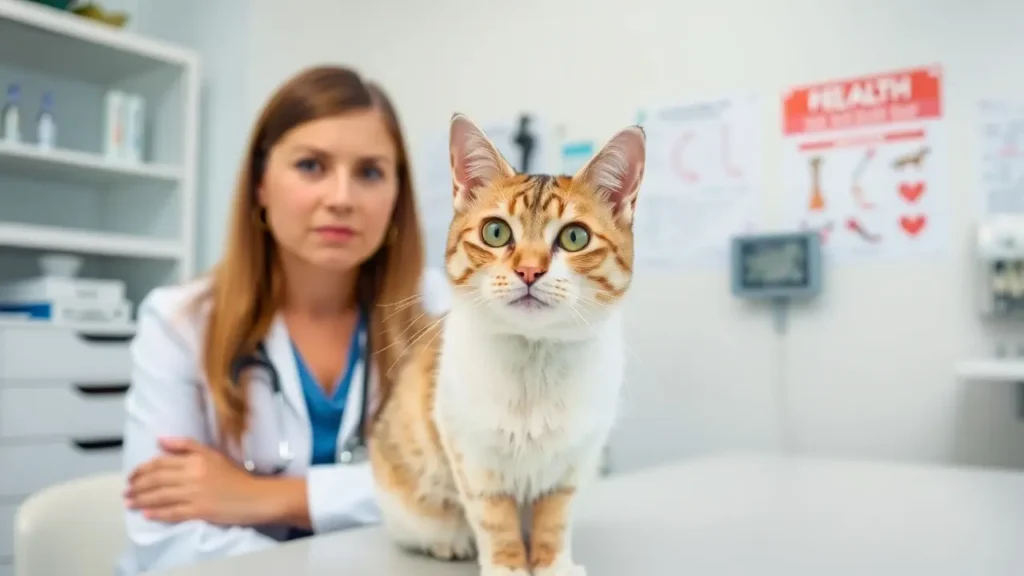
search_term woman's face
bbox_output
[259,108,400,273]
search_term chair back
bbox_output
[13,473,126,576]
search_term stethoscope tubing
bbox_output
[229,322,371,472]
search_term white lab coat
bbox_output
[115,268,451,575]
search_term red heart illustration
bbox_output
[899,214,927,236]
[899,181,926,203]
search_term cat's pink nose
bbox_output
[516,265,547,286]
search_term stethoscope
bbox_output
[229,319,371,474]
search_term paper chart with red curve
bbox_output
[781,65,948,259]
[633,93,761,270]
[978,99,1024,215]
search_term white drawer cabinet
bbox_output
[0,322,133,382]
[0,382,128,439]
[0,440,123,499]
[0,321,132,572]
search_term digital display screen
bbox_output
[739,236,810,290]
[731,231,822,300]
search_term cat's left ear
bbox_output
[573,126,646,226]
[449,113,515,213]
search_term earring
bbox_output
[252,207,269,230]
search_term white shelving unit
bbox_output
[0,0,199,312]
[0,6,198,571]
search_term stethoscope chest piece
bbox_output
[338,436,367,465]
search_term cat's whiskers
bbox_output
[574,303,645,371]
[575,294,608,309]
[568,304,590,327]
[376,309,431,355]
[380,297,422,323]
[376,293,423,307]
[589,288,622,301]
[385,315,445,376]
[530,286,565,305]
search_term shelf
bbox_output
[0,222,181,260]
[0,0,199,288]
[955,359,1024,382]
[0,141,180,186]
[0,315,135,335]
[0,0,196,84]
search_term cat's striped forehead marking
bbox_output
[500,174,589,237]
[504,174,565,213]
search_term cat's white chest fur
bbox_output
[433,306,624,502]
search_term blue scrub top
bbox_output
[291,311,366,466]
[286,311,365,540]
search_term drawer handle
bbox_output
[71,437,123,451]
[74,383,130,396]
[77,332,134,344]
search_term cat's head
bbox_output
[443,113,645,339]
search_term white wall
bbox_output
[144,0,1024,473]
[133,0,251,271]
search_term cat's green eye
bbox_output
[481,218,513,247]
[557,224,590,252]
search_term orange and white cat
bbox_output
[369,113,645,576]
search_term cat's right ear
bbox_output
[449,113,515,212]
[573,125,646,226]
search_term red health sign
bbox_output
[783,65,943,135]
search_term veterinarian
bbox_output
[115,65,450,575]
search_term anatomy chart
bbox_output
[978,99,1024,214]
[634,93,762,270]
[781,65,948,260]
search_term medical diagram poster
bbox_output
[780,65,948,259]
[977,99,1024,214]
[633,93,761,270]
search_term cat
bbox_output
[368,112,646,576]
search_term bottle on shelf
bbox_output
[125,93,145,162]
[103,89,125,160]
[36,91,56,150]
[1,83,21,144]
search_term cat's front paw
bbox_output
[479,565,530,576]
[533,561,587,576]
[428,536,476,561]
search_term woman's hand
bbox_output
[125,437,277,526]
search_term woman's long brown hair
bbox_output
[194,66,429,446]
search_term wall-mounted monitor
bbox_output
[730,230,822,300]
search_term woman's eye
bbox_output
[359,163,384,181]
[295,158,323,174]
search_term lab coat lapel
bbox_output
[338,324,369,445]
[263,313,310,427]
